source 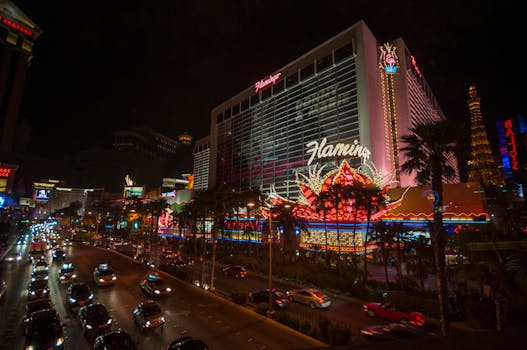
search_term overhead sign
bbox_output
[254,72,281,93]
[305,137,371,166]
[123,186,144,198]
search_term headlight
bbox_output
[56,337,64,346]
[145,321,151,326]
[89,294,94,299]
[112,276,117,280]
[60,276,65,280]
[154,290,160,294]
[31,277,36,282]
[85,324,93,329]
[107,319,112,325]
[166,288,172,292]
[26,345,34,350]
[99,279,104,282]
[43,289,47,294]
[16,256,22,261]
[31,291,35,295]
[161,317,165,322]
[72,274,77,278]
[44,276,48,280]
[69,297,76,303]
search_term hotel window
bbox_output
[250,93,260,106]
[334,42,354,63]
[286,71,299,88]
[300,63,315,81]
[261,86,272,100]
[316,54,333,72]
[224,108,231,120]
[241,98,249,111]
[272,79,284,94]
[216,112,224,124]
[232,103,240,115]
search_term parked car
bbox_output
[362,302,425,327]
[66,282,94,310]
[361,322,436,342]
[286,288,331,309]
[94,263,117,286]
[28,279,50,301]
[222,265,249,278]
[52,249,66,261]
[94,329,137,350]
[57,262,76,284]
[79,303,112,339]
[140,272,172,297]
[167,336,210,350]
[24,309,64,350]
[23,299,54,334]
[249,289,289,309]
[133,299,165,332]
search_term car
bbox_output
[57,262,77,284]
[360,322,436,342]
[4,251,22,262]
[28,279,50,301]
[66,282,94,310]
[167,336,210,350]
[79,303,112,339]
[62,239,72,247]
[33,259,49,273]
[24,309,64,350]
[23,299,54,334]
[94,330,137,350]
[52,249,66,261]
[249,289,289,309]
[16,236,27,245]
[222,265,249,278]
[31,268,49,282]
[133,299,165,332]
[286,288,331,309]
[362,302,425,327]
[94,263,117,286]
[0,280,6,300]
[140,272,172,297]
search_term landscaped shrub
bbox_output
[255,302,268,315]
[328,324,351,346]
[299,320,312,334]
[230,290,249,306]
[318,316,330,342]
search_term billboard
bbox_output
[35,189,51,202]
[123,186,144,198]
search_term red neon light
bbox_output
[254,73,281,93]
[0,15,32,37]
[410,55,422,77]
[504,119,520,171]
[0,168,12,178]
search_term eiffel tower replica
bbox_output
[467,85,505,187]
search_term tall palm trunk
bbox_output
[362,209,372,282]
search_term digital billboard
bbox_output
[123,186,144,198]
[35,189,51,202]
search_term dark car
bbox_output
[94,330,137,350]
[52,249,66,261]
[24,309,64,350]
[28,279,50,301]
[31,268,49,282]
[66,282,94,310]
[133,299,165,332]
[140,272,172,297]
[361,322,436,342]
[79,303,112,339]
[167,336,210,350]
[24,299,54,333]
[57,262,76,284]
[249,289,289,309]
[222,265,249,278]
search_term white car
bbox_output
[286,288,331,309]
[93,263,117,286]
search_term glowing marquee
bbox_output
[379,43,399,74]
[305,137,371,166]
[0,168,12,178]
[254,73,281,93]
[504,119,520,171]
[0,15,33,37]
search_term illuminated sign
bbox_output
[411,55,422,77]
[305,137,371,166]
[123,186,144,198]
[379,43,399,74]
[161,190,177,197]
[504,119,520,172]
[254,73,281,93]
[35,189,51,202]
[0,15,32,36]
[0,168,12,178]
[33,182,56,188]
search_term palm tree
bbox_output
[389,222,411,287]
[371,221,392,284]
[400,119,458,336]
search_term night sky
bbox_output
[14,0,523,160]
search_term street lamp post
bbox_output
[268,210,273,315]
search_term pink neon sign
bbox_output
[411,56,422,77]
[254,73,281,93]
[504,119,520,171]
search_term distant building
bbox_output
[113,128,183,159]
[193,136,210,190]
[209,20,458,199]
[0,1,42,153]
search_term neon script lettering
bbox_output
[254,73,281,93]
[0,15,33,36]
[305,138,371,166]
[504,119,520,171]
